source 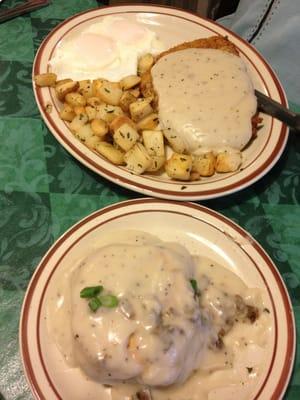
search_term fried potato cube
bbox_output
[137,113,159,131]
[55,78,72,87]
[95,142,124,165]
[97,81,122,106]
[119,90,137,113]
[95,104,124,123]
[113,123,139,152]
[128,88,140,98]
[142,130,165,157]
[69,113,89,132]
[78,80,93,99]
[73,106,86,116]
[124,143,152,175]
[55,81,79,101]
[74,123,94,143]
[92,79,107,96]
[138,53,154,75]
[86,97,103,108]
[140,71,154,98]
[120,75,141,90]
[110,115,136,132]
[215,151,242,172]
[192,152,216,177]
[85,134,102,150]
[129,98,153,122]
[146,155,166,172]
[111,116,138,152]
[91,119,108,137]
[74,123,103,151]
[165,153,193,181]
[59,104,75,122]
[163,130,186,154]
[85,105,97,121]
[34,73,57,87]
[65,92,86,108]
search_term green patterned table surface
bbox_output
[0,0,299,399]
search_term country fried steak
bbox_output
[140,35,260,140]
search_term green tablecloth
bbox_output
[0,1,299,399]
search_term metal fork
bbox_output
[255,90,300,131]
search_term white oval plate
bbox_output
[20,198,295,400]
[32,5,289,201]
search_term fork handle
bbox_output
[255,89,300,131]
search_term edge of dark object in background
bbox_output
[97,0,239,19]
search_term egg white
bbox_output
[49,16,164,81]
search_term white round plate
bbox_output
[32,5,289,201]
[20,198,295,400]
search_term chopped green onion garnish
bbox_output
[80,285,119,312]
[190,279,197,292]
[80,285,103,298]
[88,297,102,312]
[190,279,201,297]
[99,295,119,308]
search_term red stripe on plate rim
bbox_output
[20,199,295,399]
[32,5,288,199]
